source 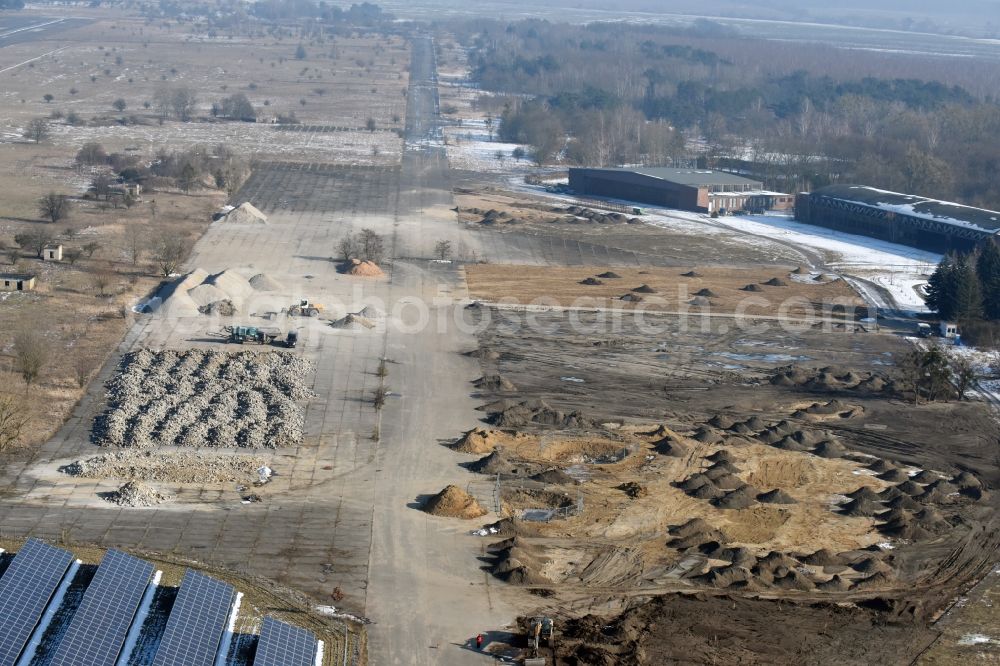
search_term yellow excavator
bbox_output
[287,299,324,317]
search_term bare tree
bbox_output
[90,173,114,200]
[123,223,144,266]
[338,233,360,261]
[151,232,190,276]
[91,266,115,296]
[953,356,978,400]
[359,228,385,264]
[82,241,100,258]
[14,229,55,258]
[63,247,83,265]
[434,240,452,261]
[0,393,29,452]
[23,117,50,143]
[38,193,71,224]
[13,330,49,388]
[171,86,197,121]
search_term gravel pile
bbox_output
[102,480,167,507]
[62,450,268,483]
[92,349,313,449]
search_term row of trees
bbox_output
[926,240,1000,322]
[451,19,1000,207]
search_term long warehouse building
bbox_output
[795,185,1000,254]
[568,167,794,214]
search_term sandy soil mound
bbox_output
[704,461,741,478]
[691,427,723,444]
[355,305,387,320]
[473,374,517,391]
[619,293,643,302]
[712,485,759,509]
[469,450,516,475]
[331,314,376,330]
[812,440,848,458]
[102,480,166,507]
[706,415,736,429]
[847,486,883,502]
[772,569,815,590]
[530,469,577,485]
[953,471,981,489]
[681,270,702,277]
[423,485,488,519]
[757,489,798,504]
[799,548,846,566]
[221,202,267,224]
[451,427,507,454]
[492,400,593,429]
[885,494,922,511]
[345,258,385,277]
[619,481,649,498]
[705,449,737,464]
[710,473,745,490]
[816,575,851,591]
[249,273,283,291]
[839,498,884,517]
[896,480,925,496]
[188,283,229,307]
[689,296,712,306]
[694,564,752,589]
[878,469,909,482]
[490,542,551,585]
[678,473,713,492]
[632,284,657,293]
[694,288,717,297]
[580,277,603,285]
[867,459,895,473]
[655,438,689,457]
[597,271,621,279]
[741,283,764,292]
[763,277,788,287]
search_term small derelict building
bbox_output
[568,167,794,214]
[795,185,1000,254]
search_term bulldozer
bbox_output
[287,299,324,317]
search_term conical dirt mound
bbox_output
[423,485,487,519]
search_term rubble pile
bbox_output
[92,349,313,449]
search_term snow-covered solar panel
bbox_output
[254,616,318,666]
[151,570,235,666]
[49,549,155,666]
[0,539,74,666]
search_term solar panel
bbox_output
[49,549,155,666]
[0,539,75,666]
[151,570,236,666]
[254,616,319,666]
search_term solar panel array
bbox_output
[151,569,236,666]
[254,616,319,666]
[49,548,155,666]
[0,539,74,666]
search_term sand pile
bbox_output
[772,570,815,591]
[597,271,621,279]
[491,400,593,429]
[762,277,788,287]
[816,575,851,591]
[852,571,894,590]
[847,486,883,502]
[704,461,741,478]
[667,519,727,549]
[468,450,516,475]
[619,293,643,302]
[799,549,846,567]
[355,305,387,320]
[632,284,657,294]
[423,485,488,519]
[450,427,514,454]
[712,485,759,509]
[896,480,925,496]
[812,440,848,458]
[473,374,517,391]
[839,498,884,517]
[102,480,166,507]
[694,288,717,297]
[705,449,737,464]
[331,314,376,330]
[249,273,283,291]
[707,415,736,429]
[709,474,744,490]
[580,277,603,285]
[885,494,921,511]
[345,259,385,277]
[199,299,236,316]
[878,469,909,482]
[61,450,267,484]
[654,437,689,457]
[691,427,723,444]
[953,471,981,489]
[489,539,551,585]
[530,469,577,485]
[221,202,268,224]
[741,283,764,292]
[188,283,229,308]
[681,271,702,277]
[868,459,895,474]
[757,489,797,504]
[694,564,752,589]
[154,269,262,317]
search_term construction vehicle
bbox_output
[287,299,324,317]
[228,325,282,345]
[284,330,298,348]
[523,616,554,665]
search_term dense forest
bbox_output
[926,240,1000,345]
[446,19,1000,209]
